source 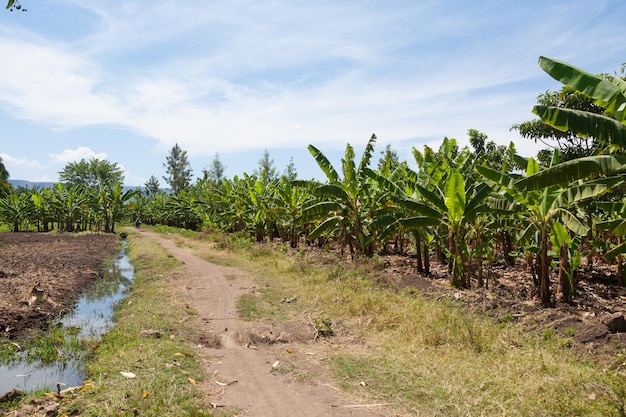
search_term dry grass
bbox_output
[171,230,626,417]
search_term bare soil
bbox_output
[0,232,121,340]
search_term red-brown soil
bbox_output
[0,232,122,340]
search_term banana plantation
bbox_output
[3,57,626,308]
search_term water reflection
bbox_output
[0,242,134,394]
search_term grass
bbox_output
[155,228,626,417]
[57,231,214,417]
[0,325,85,366]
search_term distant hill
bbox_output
[9,180,141,193]
[9,179,56,189]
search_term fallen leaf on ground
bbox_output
[187,377,196,385]
[215,380,238,386]
[272,360,280,368]
[120,371,136,378]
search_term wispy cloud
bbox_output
[49,147,108,164]
[0,153,42,169]
[0,0,625,184]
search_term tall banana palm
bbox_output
[269,177,313,247]
[522,57,626,266]
[108,183,138,233]
[49,184,89,232]
[478,156,623,304]
[0,192,35,232]
[30,187,54,232]
[303,134,384,257]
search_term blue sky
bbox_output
[1,0,625,186]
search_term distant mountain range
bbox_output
[9,179,141,193]
[9,179,57,189]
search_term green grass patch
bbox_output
[0,325,85,365]
[60,233,213,417]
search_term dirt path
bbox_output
[135,229,388,417]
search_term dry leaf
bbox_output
[215,380,237,386]
[174,351,193,358]
[187,377,196,385]
[286,349,294,354]
[272,360,280,368]
[142,391,150,398]
[120,371,136,379]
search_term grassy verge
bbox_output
[59,232,213,417]
[158,228,626,417]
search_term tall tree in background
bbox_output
[284,157,297,181]
[0,156,12,197]
[468,129,515,172]
[377,144,400,176]
[144,175,161,196]
[59,158,124,189]
[203,153,226,184]
[255,149,277,183]
[163,143,193,194]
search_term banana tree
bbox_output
[269,177,313,247]
[30,187,54,232]
[517,56,626,270]
[0,192,35,232]
[478,157,623,304]
[402,168,492,288]
[49,184,90,232]
[533,56,626,151]
[165,191,202,230]
[303,134,384,258]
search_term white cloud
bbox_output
[0,0,623,182]
[0,153,42,168]
[49,147,108,165]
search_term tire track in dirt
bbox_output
[137,229,387,417]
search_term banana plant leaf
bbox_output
[308,145,339,183]
[538,56,626,121]
[533,106,626,150]
[399,216,442,230]
[516,155,626,190]
[605,241,626,260]
[445,169,466,223]
[308,216,342,240]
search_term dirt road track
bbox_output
[136,229,388,417]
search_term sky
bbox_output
[1,0,625,186]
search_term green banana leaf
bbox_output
[538,56,626,121]
[308,145,340,183]
[516,155,626,190]
[533,106,626,149]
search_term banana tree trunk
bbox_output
[413,231,423,273]
[423,242,430,275]
[558,241,571,303]
[539,227,552,306]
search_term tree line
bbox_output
[2,56,626,307]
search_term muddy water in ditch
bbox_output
[0,243,134,394]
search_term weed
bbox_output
[313,316,334,338]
